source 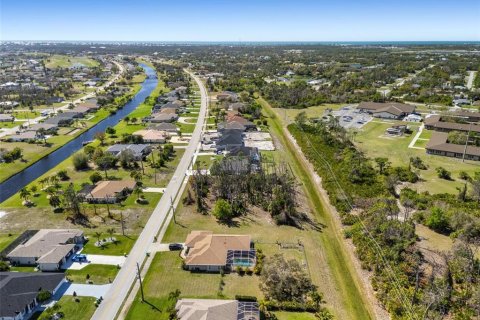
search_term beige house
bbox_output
[183,231,255,272]
[175,299,259,320]
[84,180,136,203]
[7,229,84,271]
[133,129,169,143]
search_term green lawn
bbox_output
[66,264,119,284]
[354,122,479,194]
[52,296,97,320]
[45,55,99,69]
[0,233,17,252]
[273,311,317,320]
[272,104,345,125]
[10,266,36,272]
[176,122,196,133]
[82,235,137,255]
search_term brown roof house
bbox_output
[84,180,136,203]
[424,114,480,134]
[358,102,415,119]
[175,299,260,320]
[183,231,255,272]
[426,132,480,161]
[6,229,84,271]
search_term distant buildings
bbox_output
[358,102,416,119]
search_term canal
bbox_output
[0,64,158,203]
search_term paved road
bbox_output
[0,61,124,138]
[466,70,477,90]
[91,69,208,320]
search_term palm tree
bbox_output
[49,194,62,211]
[36,128,47,144]
[133,186,143,202]
[94,231,102,247]
[19,187,31,202]
[168,289,181,301]
[107,228,115,243]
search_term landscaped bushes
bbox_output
[288,122,385,214]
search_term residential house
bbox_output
[175,299,259,320]
[84,180,137,203]
[0,272,66,320]
[148,122,179,133]
[426,132,480,161]
[0,101,19,109]
[228,102,245,112]
[216,91,238,102]
[216,130,244,151]
[148,113,179,123]
[183,231,255,272]
[133,129,168,143]
[6,229,84,271]
[7,131,38,142]
[25,123,58,133]
[106,144,151,160]
[0,114,14,122]
[358,102,416,119]
[44,114,75,126]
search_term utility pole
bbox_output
[120,210,125,236]
[170,196,176,224]
[136,262,144,302]
[462,123,472,163]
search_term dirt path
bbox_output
[261,98,390,320]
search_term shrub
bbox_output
[73,152,89,170]
[0,261,10,271]
[37,290,52,302]
[436,167,451,180]
[426,207,450,233]
[57,170,69,181]
[90,172,103,184]
[459,171,471,181]
[212,199,234,221]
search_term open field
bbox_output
[260,97,375,320]
[50,296,97,320]
[67,264,119,284]
[273,104,345,124]
[45,55,100,69]
[354,121,479,194]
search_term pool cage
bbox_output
[237,301,260,320]
[226,249,256,269]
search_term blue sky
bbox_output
[1,0,479,41]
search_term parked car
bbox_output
[72,254,87,262]
[169,243,183,251]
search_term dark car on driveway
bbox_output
[169,243,183,251]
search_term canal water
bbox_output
[0,64,158,203]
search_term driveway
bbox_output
[63,254,126,270]
[54,282,111,299]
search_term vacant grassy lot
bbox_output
[82,235,137,255]
[45,55,99,69]
[273,311,317,320]
[355,121,479,194]
[66,264,119,284]
[273,104,345,124]
[53,296,97,320]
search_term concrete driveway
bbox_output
[63,254,126,270]
[53,282,111,299]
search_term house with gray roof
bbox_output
[0,272,66,320]
[106,144,151,160]
[175,299,259,320]
[6,229,84,271]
